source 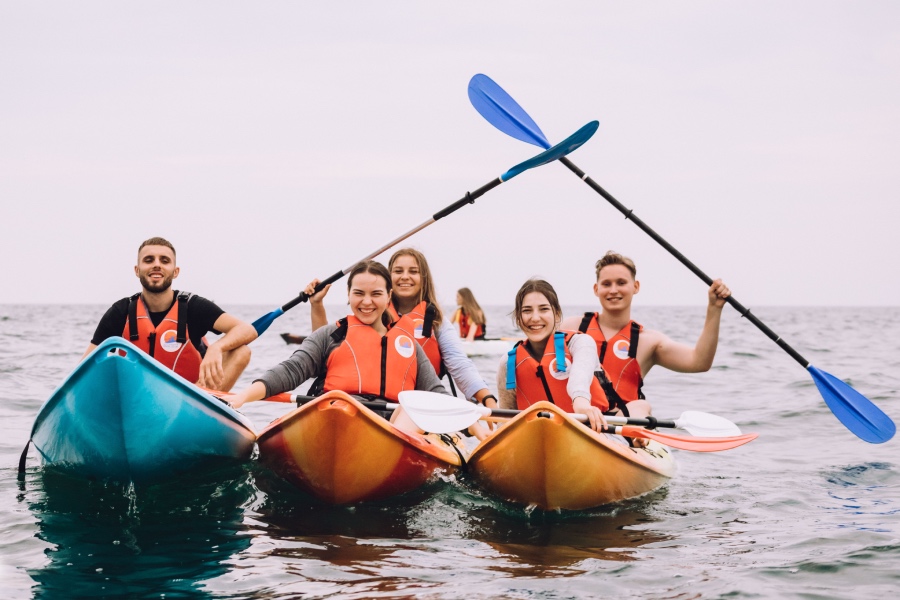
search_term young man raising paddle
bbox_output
[82,237,257,391]
[560,251,731,411]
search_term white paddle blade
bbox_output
[397,391,489,433]
[675,411,742,437]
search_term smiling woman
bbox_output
[226,260,449,416]
[498,279,613,433]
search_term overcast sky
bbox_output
[2,2,899,309]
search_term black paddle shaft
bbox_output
[281,178,504,313]
[558,156,810,369]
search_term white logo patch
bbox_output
[394,335,416,358]
[612,339,630,360]
[548,357,572,380]
[159,329,183,353]
[412,318,425,339]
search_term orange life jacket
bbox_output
[576,312,645,404]
[123,292,204,383]
[505,331,609,412]
[456,308,485,340]
[388,301,443,376]
[323,315,419,401]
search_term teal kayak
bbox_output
[24,337,256,482]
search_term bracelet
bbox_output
[480,394,497,406]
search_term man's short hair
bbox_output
[138,237,176,258]
[594,251,636,280]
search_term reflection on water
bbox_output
[446,484,673,567]
[251,471,671,567]
[25,464,255,600]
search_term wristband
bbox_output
[480,394,498,406]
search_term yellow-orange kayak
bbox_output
[469,401,676,510]
[256,390,468,504]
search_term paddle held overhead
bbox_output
[250,120,599,336]
[467,73,895,445]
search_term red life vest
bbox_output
[505,331,609,412]
[456,308,485,340]
[388,301,443,376]
[123,292,204,383]
[576,312,645,403]
[323,315,419,401]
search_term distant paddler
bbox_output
[83,237,257,391]
[452,287,487,341]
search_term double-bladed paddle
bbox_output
[467,74,895,444]
[250,120,599,336]
[396,391,756,452]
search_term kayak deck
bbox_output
[469,401,675,510]
[28,337,256,482]
[257,390,468,504]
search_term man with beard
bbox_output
[83,237,257,391]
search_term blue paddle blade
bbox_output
[500,120,598,181]
[808,365,895,443]
[252,307,284,336]
[469,74,551,150]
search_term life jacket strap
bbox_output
[505,343,521,390]
[553,331,567,373]
[422,303,436,338]
[127,292,141,342]
[176,291,192,344]
[628,321,640,359]
[596,369,630,415]
[379,336,388,399]
[578,311,595,334]
[536,365,555,404]
[331,318,349,343]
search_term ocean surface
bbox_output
[1,303,898,599]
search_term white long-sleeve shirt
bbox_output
[496,333,600,410]
[435,320,490,399]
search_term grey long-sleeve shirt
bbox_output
[255,322,450,398]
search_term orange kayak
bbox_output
[256,390,468,504]
[469,401,676,510]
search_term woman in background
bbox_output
[453,287,487,341]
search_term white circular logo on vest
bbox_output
[412,318,425,339]
[159,330,183,353]
[394,335,416,358]
[612,339,630,360]
[548,357,572,380]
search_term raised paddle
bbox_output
[467,74,895,445]
[250,120,599,336]
[397,390,741,436]
[396,392,757,452]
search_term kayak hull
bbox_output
[28,337,256,482]
[469,401,676,510]
[257,391,467,504]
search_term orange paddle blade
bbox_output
[618,426,758,452]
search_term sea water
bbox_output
[1,304,898,599]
